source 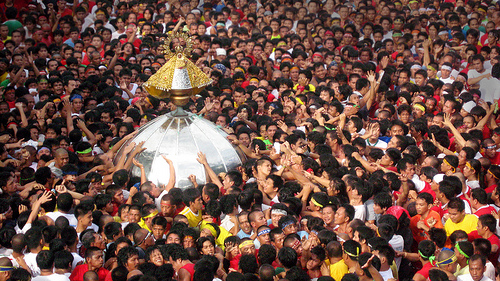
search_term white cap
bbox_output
[216,48,226,56]
[462,101,476,113]
[433,174,445,184]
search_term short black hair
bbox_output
[36,250,54,270]
[117,246,139,266]
[277,247,298,269]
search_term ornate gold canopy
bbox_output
[142,31,212,105]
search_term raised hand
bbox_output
[132,158,143,168]
[196,152,208,165]
[38,191,52,204]
[161,155,172,164]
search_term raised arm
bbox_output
[162,155,176,192]
[196,152,223,188]
[132,158,147,185]
[442,113,466,148]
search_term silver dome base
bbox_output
[114,109,245,189]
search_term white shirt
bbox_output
[389,234,404,269]
[458,274,493,281]
[32,274,70,281]
[45,212,78,228]
[24,252,40,277]
[353,204,366,221]
[468,68,499,103]
[366,139,387,149]
[71,252,84,270]
[485,261,495,281]
[379,268,394,281]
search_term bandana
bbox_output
[311,198,323,208]
[291,239,301,250]
[312,53,323,59]
[70,94,83,102]
[271,209,287,216]
[0,266,14,272]
[438,31,449,36]
[488,169,499,180]
[258,228,271,236]
[239,240,254,249]
[63,170,78,176]
[441,65,452,71]
[419,250,436,263]
[281,221,294,230]
[411,64,422,70]
[443,158,456,172]
[143,210,158,219]
[455,243,470,259]
[427,65,436,72]
[38,147,51,154]
[77,148,92,154]
[465,162,475,172]
[413,104,425,112]
[435,252,457,265]
[344,247,360,258]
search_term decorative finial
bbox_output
[142,31,212,105]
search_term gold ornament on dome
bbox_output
[142,31,212,105]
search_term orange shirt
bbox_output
[410,210,443,243]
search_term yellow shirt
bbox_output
[329,259,349,281]
[444,214,478,236]
[179,206,202,228]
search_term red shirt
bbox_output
[419,183,436,200]
[416,261,434,279]
[474,205,497,218]
[485,184,497,194]
[70,264,109,281]
[468,230,500,266]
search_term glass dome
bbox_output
[114,110,245,189]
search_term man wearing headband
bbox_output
[413,240,436,281]
[484,165,500,193]
[138,204,158,232]
[255,225,271,249]
[439,62,455,84]
[0,257,13,281]
[239,238,256,255]
[482,139,500,165]
[435,249,458,280]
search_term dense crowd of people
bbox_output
[1,0,500,281]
